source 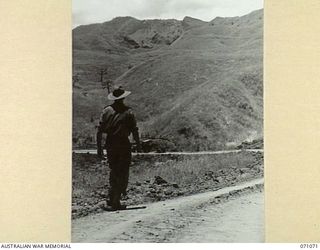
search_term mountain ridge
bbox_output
[73,9,263,150]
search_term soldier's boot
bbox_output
[112,191,127,210]
[106,198,112,206]
[106,187,114,206]
[111,191,120,210]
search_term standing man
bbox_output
[97,86,141,210]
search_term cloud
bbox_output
[72,0,263,27]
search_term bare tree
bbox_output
[97,67,112,93]
[98,68,108,83]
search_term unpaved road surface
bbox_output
[72,178,264,243]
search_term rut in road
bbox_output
[72,178,264,243]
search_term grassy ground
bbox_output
[72,151,263,219]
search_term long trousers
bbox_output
[106,143,131,207]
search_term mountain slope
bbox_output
[72,10,263,150]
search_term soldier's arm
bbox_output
[128,111,141,151]
[96,128,103,156]
[96,112,105,157]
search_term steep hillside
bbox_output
[73,10,263,150]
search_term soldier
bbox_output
[96,86,141,210]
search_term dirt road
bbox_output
[72,178,264,243]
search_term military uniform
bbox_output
[97,89,140,210]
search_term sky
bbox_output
[73,0,263,28]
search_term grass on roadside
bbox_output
[130,152,262,186]
[73,151,262,197]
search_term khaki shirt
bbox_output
[98,104,138,140]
